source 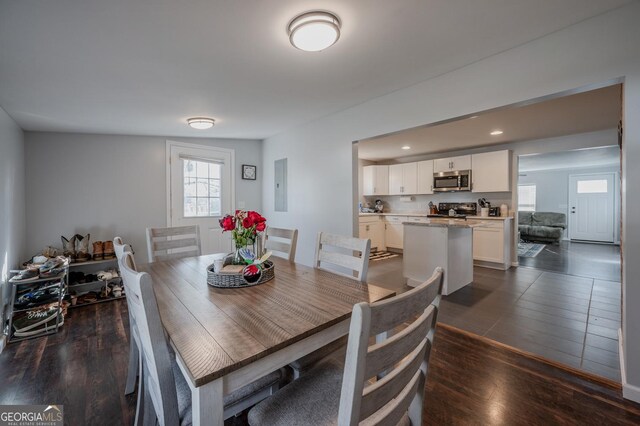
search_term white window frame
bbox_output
[518,184,537,212]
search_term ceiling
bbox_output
[0,0,631,139]
[519,146,620,172]
[358,84,622,161]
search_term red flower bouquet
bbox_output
[219,210,267,259]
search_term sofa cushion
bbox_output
[518,211,533,226]
[531,212,567,229]
[526,225,564,240]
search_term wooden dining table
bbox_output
[139,254,395,426]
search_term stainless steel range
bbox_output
[427,202,477,218]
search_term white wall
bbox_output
[0,106,25,349]
[261,3,640,398]
[24,132,262,264]
[519,165,620,242]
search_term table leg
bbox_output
[192,378,224,426]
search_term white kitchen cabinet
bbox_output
[389,163,417,195]
[416,160,434,194]
[384,215,406,249]
[472,150,511,192]
[472,218,512,270]
[359,216,385,251]
[362,165,389,196]
[433,155,471,173]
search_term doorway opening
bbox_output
[354,82,623,382]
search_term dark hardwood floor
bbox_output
[426,324,640,425]
[1,299,639,425]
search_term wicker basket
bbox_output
[207,256,275,288]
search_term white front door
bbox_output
[568,173,615,242]
[168,142,234,254]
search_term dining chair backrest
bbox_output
[119,251,180,426]
[338,267,444,426]
[114,236,137,270]
[265,227,298,262]
[314,232,371,282]
[146,225,201,263]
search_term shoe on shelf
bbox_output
[92,241,104,261]
[111,283,124,298]
[61,235,77,262]
[74,234,91,262]
[103,241,115,259]
[38,256,66,276]
[96,269,118,281]
[9,268,40,283]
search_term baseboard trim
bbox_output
[619,328,640,403]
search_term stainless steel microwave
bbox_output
[433,170,472,192]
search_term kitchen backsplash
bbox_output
[364,192,512,214]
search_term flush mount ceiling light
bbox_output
[187,117,215,130]
[288,11,341,52]
[401,146,411,150]
[490,130,504,136]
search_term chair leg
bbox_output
[134,355,145,426]
[142,374,157,426]
[125,338,140,395]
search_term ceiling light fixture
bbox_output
[288,11,341,52]
[490,130,504,136]
[187,117,215,130]
[401,146,411,150]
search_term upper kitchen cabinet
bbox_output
[362,165,389,196]
[416,160,434,194]
[389,163,417,195]
[471,150,511,192]
[433,155,471,173]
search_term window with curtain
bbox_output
[518,184,536,212]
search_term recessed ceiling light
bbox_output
[490,130,504,136]
[288,11,341,52]
[401,146,411,150]
[187,117,215,130]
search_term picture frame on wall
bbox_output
[242,164,257,180]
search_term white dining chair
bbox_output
[113,237,144,425]
[118,251,284,425]
[289,232,372,378]
[264,227,298,262]
[146,225,201,263]
[113,238,140,388]
[249,267,444,426]
[314,232,371,282]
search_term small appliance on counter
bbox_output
[359,202,376,213]
[374,199,384,213]
[489,207,500,216]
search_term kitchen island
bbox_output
[403,219,486,295]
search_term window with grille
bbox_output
[182,158,222,217]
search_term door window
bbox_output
[183,158,222,217]
[577,179,608,193]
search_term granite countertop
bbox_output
[403,219,488,228]
[359,212,512,220]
